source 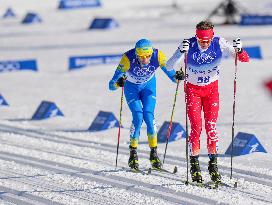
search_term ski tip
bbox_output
[173,166,178,174]
[185,181,189,186]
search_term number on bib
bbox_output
[197,76,210,83]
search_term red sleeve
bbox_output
[238,50,249,62]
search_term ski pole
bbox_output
[230,52,238,179]
[115,86,125,168]
[184,51,190,185]
[162,69,182,165]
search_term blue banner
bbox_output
[88,111,119,131]
[157,121,186,143]
[3,8,16,18]
[69,54,122,70]
[223,46,262,59]
[32,101,64,120]
[22,13,42,24]
[240,14,272,25]
[0,60,38,72]
[89,18,119,29]
[243,46,262,59]
[0,94,9,106]
[225,132,267,156]
[59,0,101,9]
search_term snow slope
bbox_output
[0,0,272,204]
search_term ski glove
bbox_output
[109,80,118,91]
[178,39,190,53]
[116,76,126,87]
[175,70,185,80]
[233,38,243,53]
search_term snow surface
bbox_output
[0,0,272,204]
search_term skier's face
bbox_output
[138,54,151,65]
[198,38,212,49]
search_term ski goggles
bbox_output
[135,47,153,57]
[137,54,152,59]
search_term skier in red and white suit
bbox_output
[166,20,249,183]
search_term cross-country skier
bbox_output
[166,20,249,183]
[109,39,185,170]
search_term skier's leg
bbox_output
[141,78,161,169]
[187,85,203,156]
[144,112,157,147]
[124,82,144,149]
[203,81,219,155]
[124,83,143,169]
[142,103,157,148]
[186,84,203,181]
[129,111,143,148]
[141,77,157,148]
[203,81,221,182]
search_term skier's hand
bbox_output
[178,39,190,53]
[233,38,243,53]
[116,76,126,87]
[175,70,185,81]
[109,80,118,91]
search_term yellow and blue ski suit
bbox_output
[109,48,176,148]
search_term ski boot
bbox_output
[128,146,139,170]
[150,147,162,170]
[190,156,203,183]
[208,154,221,183]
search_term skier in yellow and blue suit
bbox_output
[109,39,185,170]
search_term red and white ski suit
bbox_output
[167,37,249,156]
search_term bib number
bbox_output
[197,76,210,84]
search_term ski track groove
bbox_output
[0,123,271,185]
[2,139,272,205]
[0,184,64,205]
[132,169,272,204]
[1,139,272,204]
[0,123,271,204]
[0,169,125,205]
[0,123,271,182]
[0,200,16,205]
[0,151,218,205]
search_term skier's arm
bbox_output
[219,37,249,62]
[166,42,185,71]
[109,54,130,91]
[158,50,176,83]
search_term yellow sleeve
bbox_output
[117,54,130,72]
[158,50,167,67]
